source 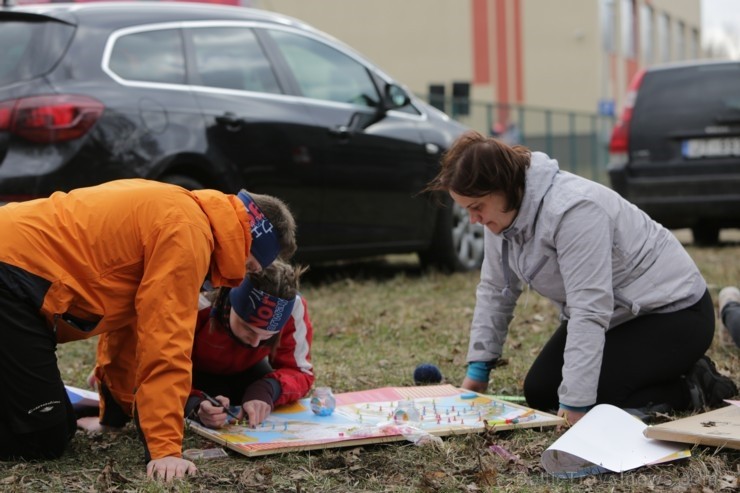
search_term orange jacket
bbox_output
[0,179,251,460]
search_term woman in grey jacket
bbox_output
[425,130,736,426]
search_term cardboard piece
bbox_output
[644,405,740,450]
[541,404,691,478]
[187,384,563,457]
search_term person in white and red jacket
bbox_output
[186,260,314,428]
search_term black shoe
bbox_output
[684,356,738,410]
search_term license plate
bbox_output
[682,137,740,158]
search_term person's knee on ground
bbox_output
[0,400,76,461]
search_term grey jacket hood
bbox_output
[468,152,706,407]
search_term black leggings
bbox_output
[523,290,715,412]
[0,284,77,461]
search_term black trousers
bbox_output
[523,290,715,412]
[0,283,76,460]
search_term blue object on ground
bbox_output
[413,363,443,384]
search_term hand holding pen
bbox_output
[198,392,240,428]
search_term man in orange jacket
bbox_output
[0,179,296,481]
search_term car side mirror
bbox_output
[384,83,410,110]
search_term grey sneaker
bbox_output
[684,356,738,410]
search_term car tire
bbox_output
[418,201,484,272]
[692,224,720,246]
[160,174,205,191]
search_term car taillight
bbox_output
[608,70,646,162]
[0,95,104,144]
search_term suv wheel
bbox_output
[692,224,720,246]
[419,202,484,272]
[160,174,205,191]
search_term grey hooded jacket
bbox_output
[468,152,707,407]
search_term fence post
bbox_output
[545,110,553,156]
[518,106,526,146]
[486,103,493,137]
[569,112,577,174]
[591,115,599,181]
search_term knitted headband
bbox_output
[237,190,281,269]
[229,277,296,332]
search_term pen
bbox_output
[487,409,536,426]
[200,391,241,421]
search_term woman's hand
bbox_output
[461,376,489,393]
[197,395,231,428]
[557,408,586,430]
[242,400,271,428]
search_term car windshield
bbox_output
[0,18,75,87]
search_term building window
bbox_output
[640,4,654,64]
[675,21,686,60]
[601,0,617,53]
[621,0,636,58]
[658,12,671,62]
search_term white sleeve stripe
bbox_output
[291,295,313,375]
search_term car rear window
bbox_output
[0,18,74,87]
[633,63,740,126]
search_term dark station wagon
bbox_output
[608,60,740,245]
[0,1,483,270]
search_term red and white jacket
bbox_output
[191,295,314,406]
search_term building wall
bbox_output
[523,0,602,113]
[249,0,700,118]
[248,0,473,98]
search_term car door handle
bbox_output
[327,125,351,140]
[215,112,243,131]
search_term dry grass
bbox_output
[1,230,739,492]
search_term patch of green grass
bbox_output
[1,238,739,492]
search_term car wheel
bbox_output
[160,174,205,191]
[692,224,720,246]
[419,201,484,272]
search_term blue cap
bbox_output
[237,190,281,269]
[229,277,296,332]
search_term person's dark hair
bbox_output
[246,191,298,260]
[424,130,531,211]
[249,260,308,299]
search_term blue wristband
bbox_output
[466,361,494,382]
[559,403,593,413]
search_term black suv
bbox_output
[608,61,740,245]
[0,2,482,270]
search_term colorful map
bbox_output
[187,384,563,457]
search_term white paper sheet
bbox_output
[541,404,690,478]
[65,384,100,410]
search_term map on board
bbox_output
[186,384,563,457]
